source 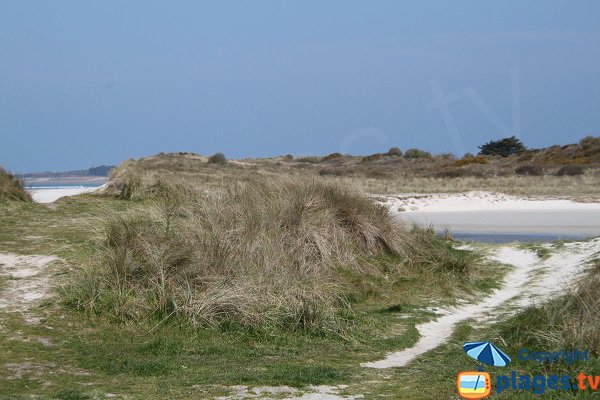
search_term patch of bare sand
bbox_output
[214,385,363,400]
[362,238,600,369]
[0,253,59,323]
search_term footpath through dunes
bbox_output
[362,237,600,369]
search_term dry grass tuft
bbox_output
[502,259,600,355]
[0,167,31,202]
[65,176,412,335]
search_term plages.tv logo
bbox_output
[456,341,511,399]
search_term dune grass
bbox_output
[63,175,480,338]
[0,167,31,202]
[499,257,600,356]
[65,176,403,335]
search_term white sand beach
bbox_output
[28,185,105,203]
[380,192,600,237]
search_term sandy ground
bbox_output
[362,237,600,369]
[0,253,59,324]
[379,191,600,237]
[28,185,105,203]
[215,385,363,400]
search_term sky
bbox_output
[1,1,599,172]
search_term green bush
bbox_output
[478,135,526,157]
[555,164,584,176]
[387,147,402,156]
[207,152,227,165]
[321,152,343,162]
[404,148,432,159]
[361,153,384,163]
[515,164,544,176]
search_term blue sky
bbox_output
[1,1,599,172]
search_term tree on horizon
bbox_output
[478,136,526,157]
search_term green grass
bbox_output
[0,181,543,399]
[341,258,600,399]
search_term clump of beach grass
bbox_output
[64,176,410,336]
[0,167,31,202]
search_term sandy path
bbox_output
[362,237,600,369]
[0,253,59,323]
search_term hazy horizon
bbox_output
[2,1,599,172]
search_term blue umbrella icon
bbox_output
[463,341,511,367]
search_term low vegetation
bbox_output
[556,164,585,176]
[387,147,402,156]
[501,258,600,356]
[515,164,544,176]
[207,152,227,165]
[454,154,489,166]
[404,148,432,159]
[0,167,31,202]
[322,152,343,162]
[100,135,600,198]
[66,175,480,337]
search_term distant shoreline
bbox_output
[23,176,108,188]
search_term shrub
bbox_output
[0,167,32,202]
[579,135,600,147]
[434,168,469,178]
[478,136,526,157]
[207,152,227,165]
[515,164,544,176]
[555,165,584,176]
[404,148,432,159]
[454,155,489,167]
[361,153,384,163]
[296,156,321,164]
[321,152,343,162]
[88,165,115,176]
[387,147,402,156]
